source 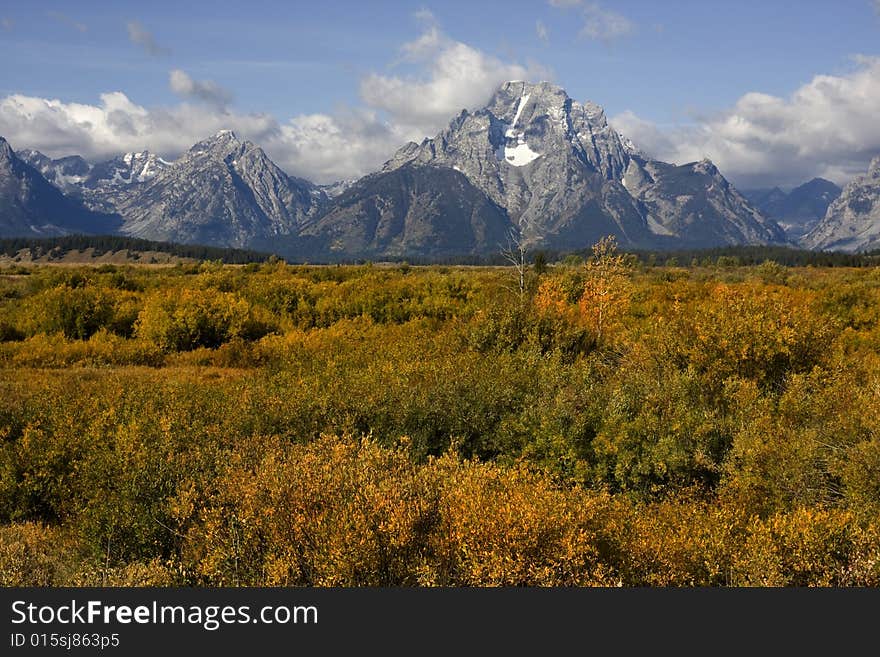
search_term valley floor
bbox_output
[2,255,879,586]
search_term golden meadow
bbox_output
[2,244,879,586]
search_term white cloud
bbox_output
[0,89,400,184]
[0,92,277,162]
[0,20,548,184]
[169,69,232,108]
[127,21,170,56]
[610,57,880,188]
[277,110,403,183]
[360,25,550,135]
[536,20,549,43]
[548,1,634,43]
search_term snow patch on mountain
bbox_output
[504,142,541,166]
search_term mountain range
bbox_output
[743,178,842,240]
[1,81,878,258]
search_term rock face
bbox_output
[296,164,511,259]
[16,149,92,195]
[802,158,880,252]
[622,156,787,247]
[381,80,782,251]
[113,131,325,248]
[745,178,841,240]
[17,148,172,213]
[0,137,120,238]
[84,150,170,189]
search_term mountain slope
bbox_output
[295,164,511,259]
[16,149,91,195]
[0,137,121,238]
[622,156,786,247]
[802,158,880,252]
[17,147,173,214]
[113,131,325,248]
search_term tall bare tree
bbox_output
[500,228,527,302]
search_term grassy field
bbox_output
[2,247,879,586]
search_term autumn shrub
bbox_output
[25,285,116,340]
[734,509,861,586]
[0,522,79,586]
[0,331,163,368]
[425,455,614,586]
[135,288,275,351]
[672,283,836,391]
[176,435,440,586]
[602,494,746,586]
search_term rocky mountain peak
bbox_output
[188,130,243,158]
[379,80,782,250]
[802,158,880,252]
[0,136,13,161]
[109,130,324,249]
[692,158,719,176]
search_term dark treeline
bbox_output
[288,245,880,268]
[625,245,880,268]
[2,234,879,268]
[0,235,272,264]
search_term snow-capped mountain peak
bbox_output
[379,80,782,249]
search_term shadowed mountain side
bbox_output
[0,137,121,238]
[289,165,513,260]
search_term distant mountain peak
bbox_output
[107,130,323,249]
[189,130,243,156]
[802,158,880,252]
[0,135,13,158]
[692,158,719,176]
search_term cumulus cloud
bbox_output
[169,69,232,108]
[277,110,404,183]
[549,1,634,43]
[360,24,551,135]
[610,57,880,188]
[0,19,549,184]
[127,21,170,56]
[0,92,277,162]
[47,11,87,33]
[536,20,549,43]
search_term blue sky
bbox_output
[1,1,879,186]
